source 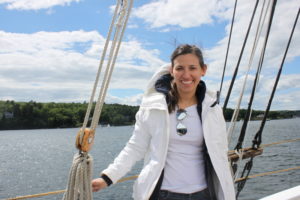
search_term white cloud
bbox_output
[0,30,164,103]
[133,0,228,28]
[262,74,300,92]
[127,24,139,29]
[109,5,116,14]
[206,0,299,75]
[199,0,300,111]
[219,72,300,111]
[105,93,143,106]
[0,0,81,10]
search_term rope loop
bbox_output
[62,153,93,200]
[236,157,254,198]
[252,139,260,149]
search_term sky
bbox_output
[0,0,299,111]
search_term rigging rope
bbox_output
[222,0,260,112]
[235,166,300,183]
[261,138,300,148]
[229,0,271,181]
[232,149,244,181]
[219,0,238,101]
[80,0,121,140]
[235,0,279,197]
[78,0,133,148]
[62,153,93,200]
[235,0,278,151]
[63,1,134,200]
[252,7,300,149]
[90,0,132,131]
[236,157,253,198]
[227,0,271,145]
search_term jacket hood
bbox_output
[145,63,171,95]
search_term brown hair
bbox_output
[168,44,205,112]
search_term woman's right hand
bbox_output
[91,178,108,192]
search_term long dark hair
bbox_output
[168,44,206,112]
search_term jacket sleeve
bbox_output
[214,104,236,200]
[216,104,229,152]
[101,109,152,184]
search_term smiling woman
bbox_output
[91,44,236,200]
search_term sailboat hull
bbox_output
[259,185,300,200]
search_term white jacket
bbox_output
[102,64,236,200]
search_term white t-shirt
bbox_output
[161,104,207,193]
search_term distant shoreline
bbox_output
[1,100,299,130]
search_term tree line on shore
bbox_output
[0,100,138,130]
[0,100,299,130]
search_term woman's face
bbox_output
[171,53,207,97]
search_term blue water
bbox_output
[0,118,299,200]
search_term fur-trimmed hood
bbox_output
[142,63,218,110]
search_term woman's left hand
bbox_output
[91,178,108,192]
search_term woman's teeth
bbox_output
[182,80,193,84]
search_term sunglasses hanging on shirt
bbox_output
[176,109,187,136]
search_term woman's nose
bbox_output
[182,70,190,78]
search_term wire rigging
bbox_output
[235,0,277,151]
[222,0,260,112]
[227,0,271,145]
[229,0,271,183]
[252,8,300,149]
[219,0,238,101]
[235,0,278,198]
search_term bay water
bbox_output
[0,118,299,200]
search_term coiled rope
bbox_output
[62,153,93,200]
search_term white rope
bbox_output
[228,0,272,180]
[79,0,122,144]
[227,0,271,144]
[91,0,133,130]
[63,1,134,200]
[62,153,93,200]
[233,149,244,181]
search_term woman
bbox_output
[91,44,235,200]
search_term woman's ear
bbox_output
[202,64,207,76]
[169,65,173,76]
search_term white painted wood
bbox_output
[260,185,300,200]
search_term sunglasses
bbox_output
[176,109,187,136]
